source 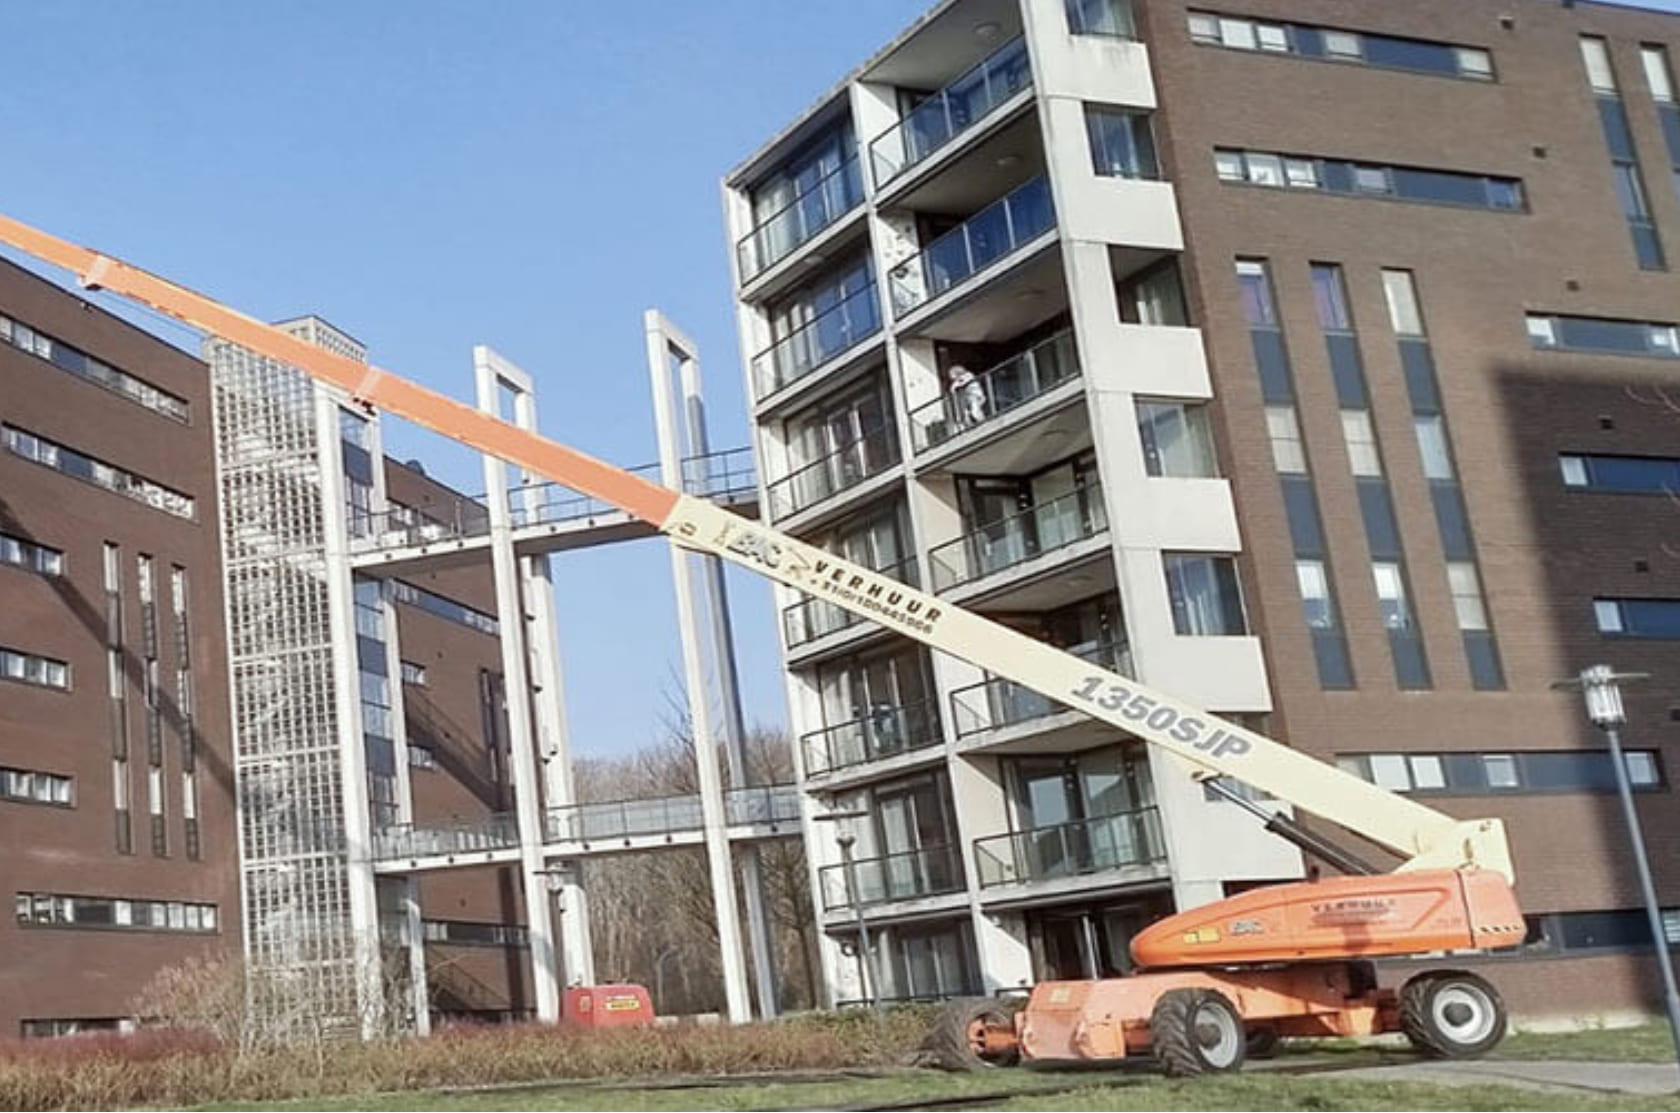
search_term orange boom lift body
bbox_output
[0,211,1526,1076]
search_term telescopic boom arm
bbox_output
[0,211,1513,881]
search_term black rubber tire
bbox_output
[1246,1025,1281,1059]
[1399,970,1508,1059]
[923,997,1019,1071]
[1150,988,1248,1078]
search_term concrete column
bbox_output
[313,390,385,1037]
[474,347,562,1025]
[645,311,752,1024]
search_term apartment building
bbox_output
[725,0,1680,1017]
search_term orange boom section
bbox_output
[1130,868,1526,968]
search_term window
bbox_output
[1342,750,1662,795]
[0,313,188,422]
[15,892,216,933]
[1559,453,1680,494]
[1136,401,1217,478]
[0,533,62,576]
[1456,47,1494,81]
[422,920,531,947]
[401,661,428,686]
[1188,13,1219,44]
[1,426,194,520]
[389,580,499,636]
[1164,554,1247,636]
[1217,150,1523,212]
[1644,45,1675,103]
[1186,12,1492,80]
[1219,16,1257,50]
[1284,158,1319,189]
[1381,270,1424,336]
[1067,0,1134,38]
[1582,37,1618,96]
[1323,30,1362,60]
[1265,405,1306,473]
[1310,264,1352,331]
[1235,260,1276,326]
[1410,415,1456,479]
[1526,313,1680,356]
[1214,150,1244,181]
[1,767,72,806]
[0,648,69,691]
[1353,165,1391,194]
[1341,411,1382,476]
[1243,152,1285,187]
[1295,560,1335,628]
[1596,597,1680,638]
[1446,562,1489,630]
[1372,562,1412,630]
[1085,108,1158,179]
[1122,260,1190,326]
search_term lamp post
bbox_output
[815,810,882,1012]
[1553,665,1680,1058]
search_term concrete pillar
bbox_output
[474,347,562,1025]
[644,311,752,1024]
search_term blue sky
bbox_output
[4,0,1680,758]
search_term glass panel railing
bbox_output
[928,482,1107,592]
[889,177,1056,318]
[725,784,803,826]
[801,698,942,776]
[908,331,1080,452]
[973,807,1165,888]
[950,640,1133,739]
[767,424,901,520]
[738,157,866,282]
[752,284,883,399]
[373,812,520,861]
[868,36,1033,188]
[783,554,919,647]
[360,501,492,551]
[819,844,966,910]
[546,784,799,842]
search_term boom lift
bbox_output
[0,212,1527,1075]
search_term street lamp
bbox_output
[1553,665,1680,1058]
[814,811,883,1012]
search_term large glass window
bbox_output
[1381,270,1425,336]
[1581,36,1618,95]
[1296,559,1335,629]
[1218,150,1523,211]
[1085,108,1158,179]
[1236,260,1276,326]
[1265,405,1307,473]
[1310,264,1352,331]
[1372,562,1413,630]
[1067,0,1135,37]
[1136,400,1217,478]
[1414,416,1454,480]
[2,425,195,520]
[1164,554,1247,635]
[1340,411,1383,476]
[0,313,188,422]
[1596,597,1680,638]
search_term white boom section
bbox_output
[663,496,1512,882]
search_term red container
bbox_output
[563,983,654,1028]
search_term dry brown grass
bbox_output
[0,1008,936,1111]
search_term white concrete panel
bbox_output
[974,909,1034,994]
[1060,174,1183,253]
[1146,633,1273,712]
[1022,0,1155,108]
[1088,324,1214,400]
[1128,477,1242,551]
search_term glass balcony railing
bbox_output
[738,157,866,282]
[908,331,1080,452]
[545,785,799,843]
[928,482,1107,592]
[373,813,519,861]
[783,554,919,647]
[868,36,1033,188]
[767,425,901,520]
[949,639,1133,739]
[752,284,883,400]
[889,177,1056,318]
[801,698,942,777]
[819,844,965,910]
[974,807,1165,888]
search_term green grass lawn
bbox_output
[1498,1022,1678,1063]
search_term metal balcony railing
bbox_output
[949,639,1133,739]
[545,784,799,843]
[908,331,1080,452]
[974,807,1165,888]
[373,812,520,861]
[928,482,1107,592]
[783,553,919,647]
[868,36,1032,188]
[801,698,942,777]
[737,156,866,282]
[751,283,883,400]
[819,844,965,910]
[766,425,900,520]
[889,176,1055,318]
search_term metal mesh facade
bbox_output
[207,324,366,1033]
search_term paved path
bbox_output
[1331,1058,1680,1097]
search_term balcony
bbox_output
[928,483,1107,592]
[545,784,800,844]
[767,425,901,521]
[374,813,519,861]
[752,284,883,401]
[819,844,966,910]
[801,698,943,778]
[869,36,1032,190]
[974,807,1165,889]
[784,554,919,650]
[908,331,1080,454]
[889,177,1056,319]
[949,640,1133,740]
[737,156,866,284]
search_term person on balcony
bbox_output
[949,363,986,429]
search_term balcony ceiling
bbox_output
[901,244,1069,344]
[863,0,1025,89]
[887,108,1045,216]
[934,395,1092,476]
[967,545,1116,614]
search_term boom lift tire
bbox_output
[924,998,1020,1071]
[1149,988,1247,1077]
[1398,970,1507,1058]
